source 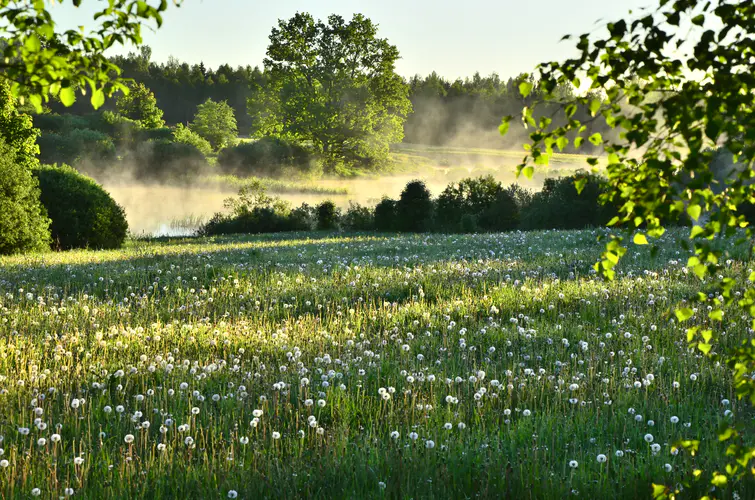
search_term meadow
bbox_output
[0,229,752,498]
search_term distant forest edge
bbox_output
[46,46,612,155]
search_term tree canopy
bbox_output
[191,98,237,150]
[506,0,755,496]
[0,0,179,112]
[116,82,165,129]
[248,13,412,172]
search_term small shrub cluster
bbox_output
[203,173,621,237]
[217,138,318,178]
[129,140,210,183]
[33,164,128,250]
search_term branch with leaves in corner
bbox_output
[0,0,180,111]
[502,0,755,498]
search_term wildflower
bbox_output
[37,438,46,447]
[31,489,41,496]
[569,460,578,469]
[124,434,135,444]
[444,423,452,430]
[664,463,672,472]
[409,432,418,440]
[317,399,326,408]
[378,481,387,490]
[651,443,661,454]
[252,409,263,418]
[0,460,8,468]
[644,434,654,443]
[457,422,466,430]
[615,450,624,458]
[74,457,84,465]
[425,440,435,449]
[64,488,74,496]
[597,454,607,463]
[523,409,531,417]
[272,432,281,440]
[157,444,166,452]
[184,437,194,446]
[239,436,249,445]
[670,416,679,424]
[228,491,238,498]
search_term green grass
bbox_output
[393,143,593,165]
[0,230,752,498]
[206,175,350,196]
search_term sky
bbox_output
[52,0,653,80]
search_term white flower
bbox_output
[409,432,418,441]
[317,399,326,408]
[0,460,9,468]
[651,443,661,454]
[596,454,607,463]
[522,409,531,417]
[390,431,400,440]
[425,440,435,449]
[664,463,672,472]
[378,481,387,490]
[36,438,46,447]
[443,422,452,430]
[184,437,194,446]
[157,444,166,452]
[74,457,84,465]
[670,416,679,424]
[31,488,41,496]
[64,488,74,496]
[103,406,112,414]
[272,432,281,440]
[227,490,238,498]
[615,450,624,458]
[239,436,249,445]
[252,409,263,418]
[457,422,466,430]
[191,407,200,415]
[569,460,578,469]
[644,434,654,443]
[124,434,135,444]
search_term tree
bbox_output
[249,13,412,172]
[191,98,238,151]
[505,0,755,496]
[396,180,434,232]
[0,1,177,112]
[0,80,50,254]
[116,82,165,129]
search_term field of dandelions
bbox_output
[0,229,753,499]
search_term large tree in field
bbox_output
[116,82,165,129]
[248,13,412,172]
[507,0,755,497]
[191,98,238,151]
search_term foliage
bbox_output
[173,123,212,156]
[37,128,116,166]
[116,82,165,129]
[249,13,412,171]
[373,198,397,231]
[436,175,503,231]
[316,201,339,231]
[217,137,316,178]
[505,0,755,496]
[341,202,374,231]
[519,173,615,230]
[131,139,209,183]
[33,164,127,250]
[0,1,176,112]
[396,180,434,232]
[0,137,50,254]
[190,98,238,151]
[478,187,520,231]
[0,81,50,254]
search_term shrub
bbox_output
[0,138,50,254]
[342,202,374,231]
[217,137,316,178]
[316,201,339,230]
[460,213,479,233]
[131,139,209,183]
[140,127,174,143]
[374,198,397,231]
[37,128,115,166]
[33,164,127,250]
[478,188,520,231]
[191,99,238,151]
[396,180,434,232]
[172,124,212,156]
[289,203,315,231]
[436,176,503,231]
[116,82,165,129]
[0,80,50,255]
[520,172,615,230]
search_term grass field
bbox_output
[0,230,752,498]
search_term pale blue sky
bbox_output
[53,0,652,80]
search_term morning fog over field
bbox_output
[1,1,754,499]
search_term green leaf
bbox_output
[633,233,648,245]
[589,99,601,116]
[91,88,105,109]
[687,204,701,221]
[709,310,723,321]
[498,116,511,137]
[675,308,693,322]
[521,165,534,179]
[24,34,41,52]
[519,81,533,98]
[59,87,76,107]
[711,473,728,487]
[588,133,602,146]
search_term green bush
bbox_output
[396,180,434,232]
[131,139,210,182]
[342,202,374,231]
[374,198,397,231]
[0,80,50,255]
[37,128,116,166]
[520,172,615,230]
[33,164,127,250]
[217,137,316,178]
[316,201,339,230]
[0,139,50,254]
[173,124,212,156]
[436,176,503,231]
[478,188,520,231]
